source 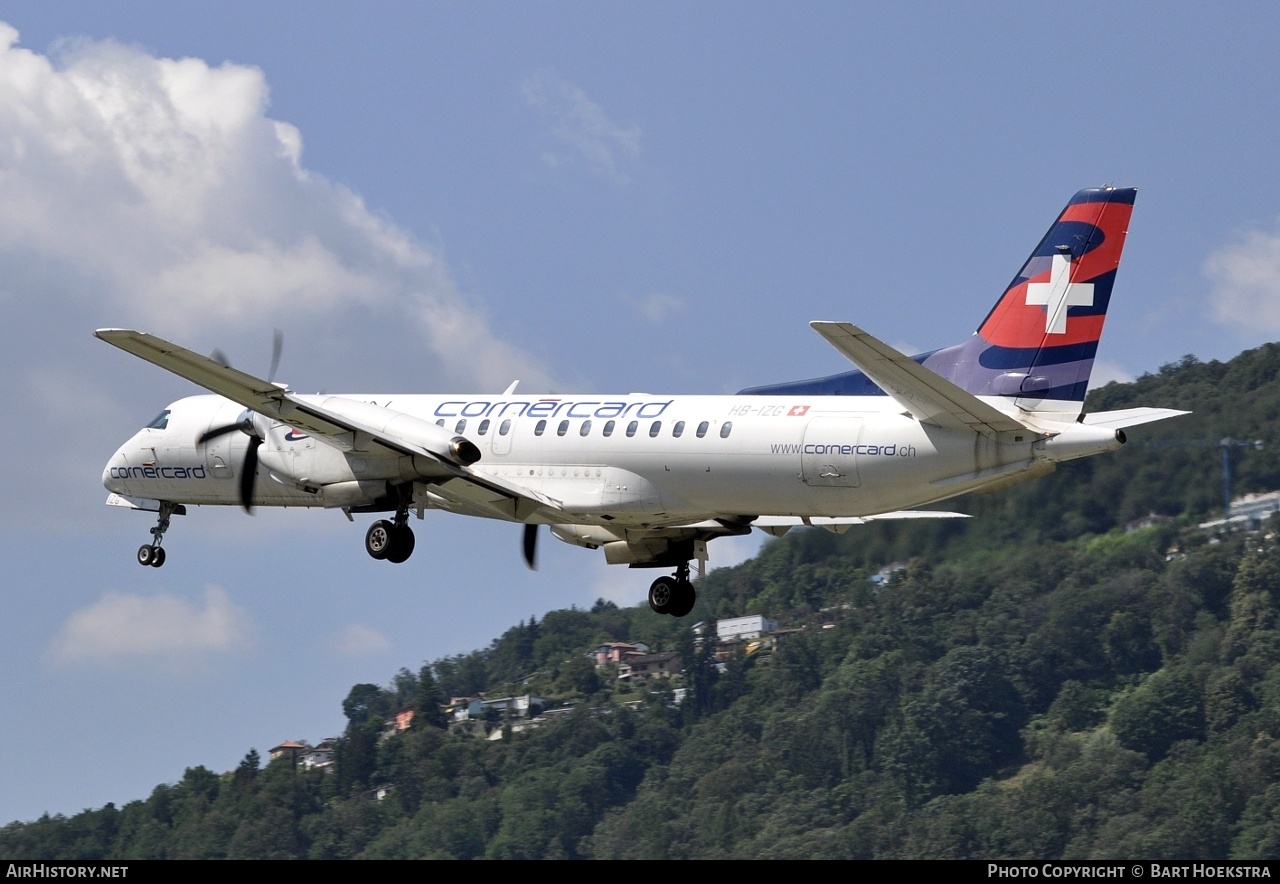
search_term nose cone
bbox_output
[103,445,129,493]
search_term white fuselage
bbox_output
[103,390,1060,527]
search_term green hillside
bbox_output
[8,344,1280,859]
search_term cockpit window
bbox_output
[146,410,171,430]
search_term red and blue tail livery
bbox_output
[742,186,1136,417]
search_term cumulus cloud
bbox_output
[332,623,392,656]
[1089,358,1134,387]
[621,291,684,324]
[0,22,552,525]
[1205,224,1280,334]
[522,69,640,183]
[47,586,251,665]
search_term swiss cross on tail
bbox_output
[1025,253,1095,334]
[976,187,1134,352]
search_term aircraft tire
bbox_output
[137,545,155,566]
[667,579,696,617]
[386,525,415,564]
[150,547,166,568]
[365,520,395,560]
[648,576,676,615]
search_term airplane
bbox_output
[97,186,1187,617]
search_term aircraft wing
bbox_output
[810,321,1029,436]
[94,328,562,517]
[747,511,970,526]
[96,328,448,458]
[676,510,970,535]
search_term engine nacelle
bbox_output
[550,524,619,550]
[319,479,389,509]
[311,396,481,466]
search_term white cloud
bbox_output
[522,69,640,183]
[0,21,552,375]
[1205,223,1280,334]
[0,22,554,526]
[1089,358,1134,387]
[621,291,684,324]
[47,585,251,665]
[332,623,392,656]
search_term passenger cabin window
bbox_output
[696,421,709,438]
[557,420,570,436]
[580,420,592,436]
[436,418,445,427]
[603,420,615,437]
[477,419,490,435]
[499,419,512,436]
[649,421,662,438]
[720,421,733,438]
[455,419,467,434]
[146,410,171,430]
[672,420,685,438]
[626,421,638,437]
[534,420,547,436]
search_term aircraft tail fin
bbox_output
[922,186,1137,418]
[739,187,1138,420]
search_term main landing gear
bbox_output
[648,561,696,617]
[136,502,182,568]
[365,491,416,564]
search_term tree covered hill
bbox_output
[7,344,1280,859]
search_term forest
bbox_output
[7,343,1280,859]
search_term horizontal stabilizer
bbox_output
[810,321,1028,436]
[1082,407,1191,429]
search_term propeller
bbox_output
[522,524,539,570]
[195,330,284,514]
[198,410,262,513]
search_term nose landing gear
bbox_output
[648,561,696,617]
[136,502,182,567]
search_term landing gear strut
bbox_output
[365,488,416,564]
[136,502,179,568]
[648,561,696,617]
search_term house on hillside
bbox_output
[594,641,651,667]
[716,615,777,642]
[268,741,307,764]
[380,706,415,739]
[301,739,338,772]
[618,651,681,681]
[451,693,546,723]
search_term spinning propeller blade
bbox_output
[193,331,284,515]
[522,524,539,570]
[239,436,262,513]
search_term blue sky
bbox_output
[4,2,1280,824]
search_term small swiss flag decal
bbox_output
[788,405,810,416]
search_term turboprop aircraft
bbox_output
[98,186,1186,616]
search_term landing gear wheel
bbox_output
[365,520,395,560]
[149,546,166,568]
[386,525,416,564]
[137,545,155,566]
[667,578,696,617]
[648,575,677,615]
